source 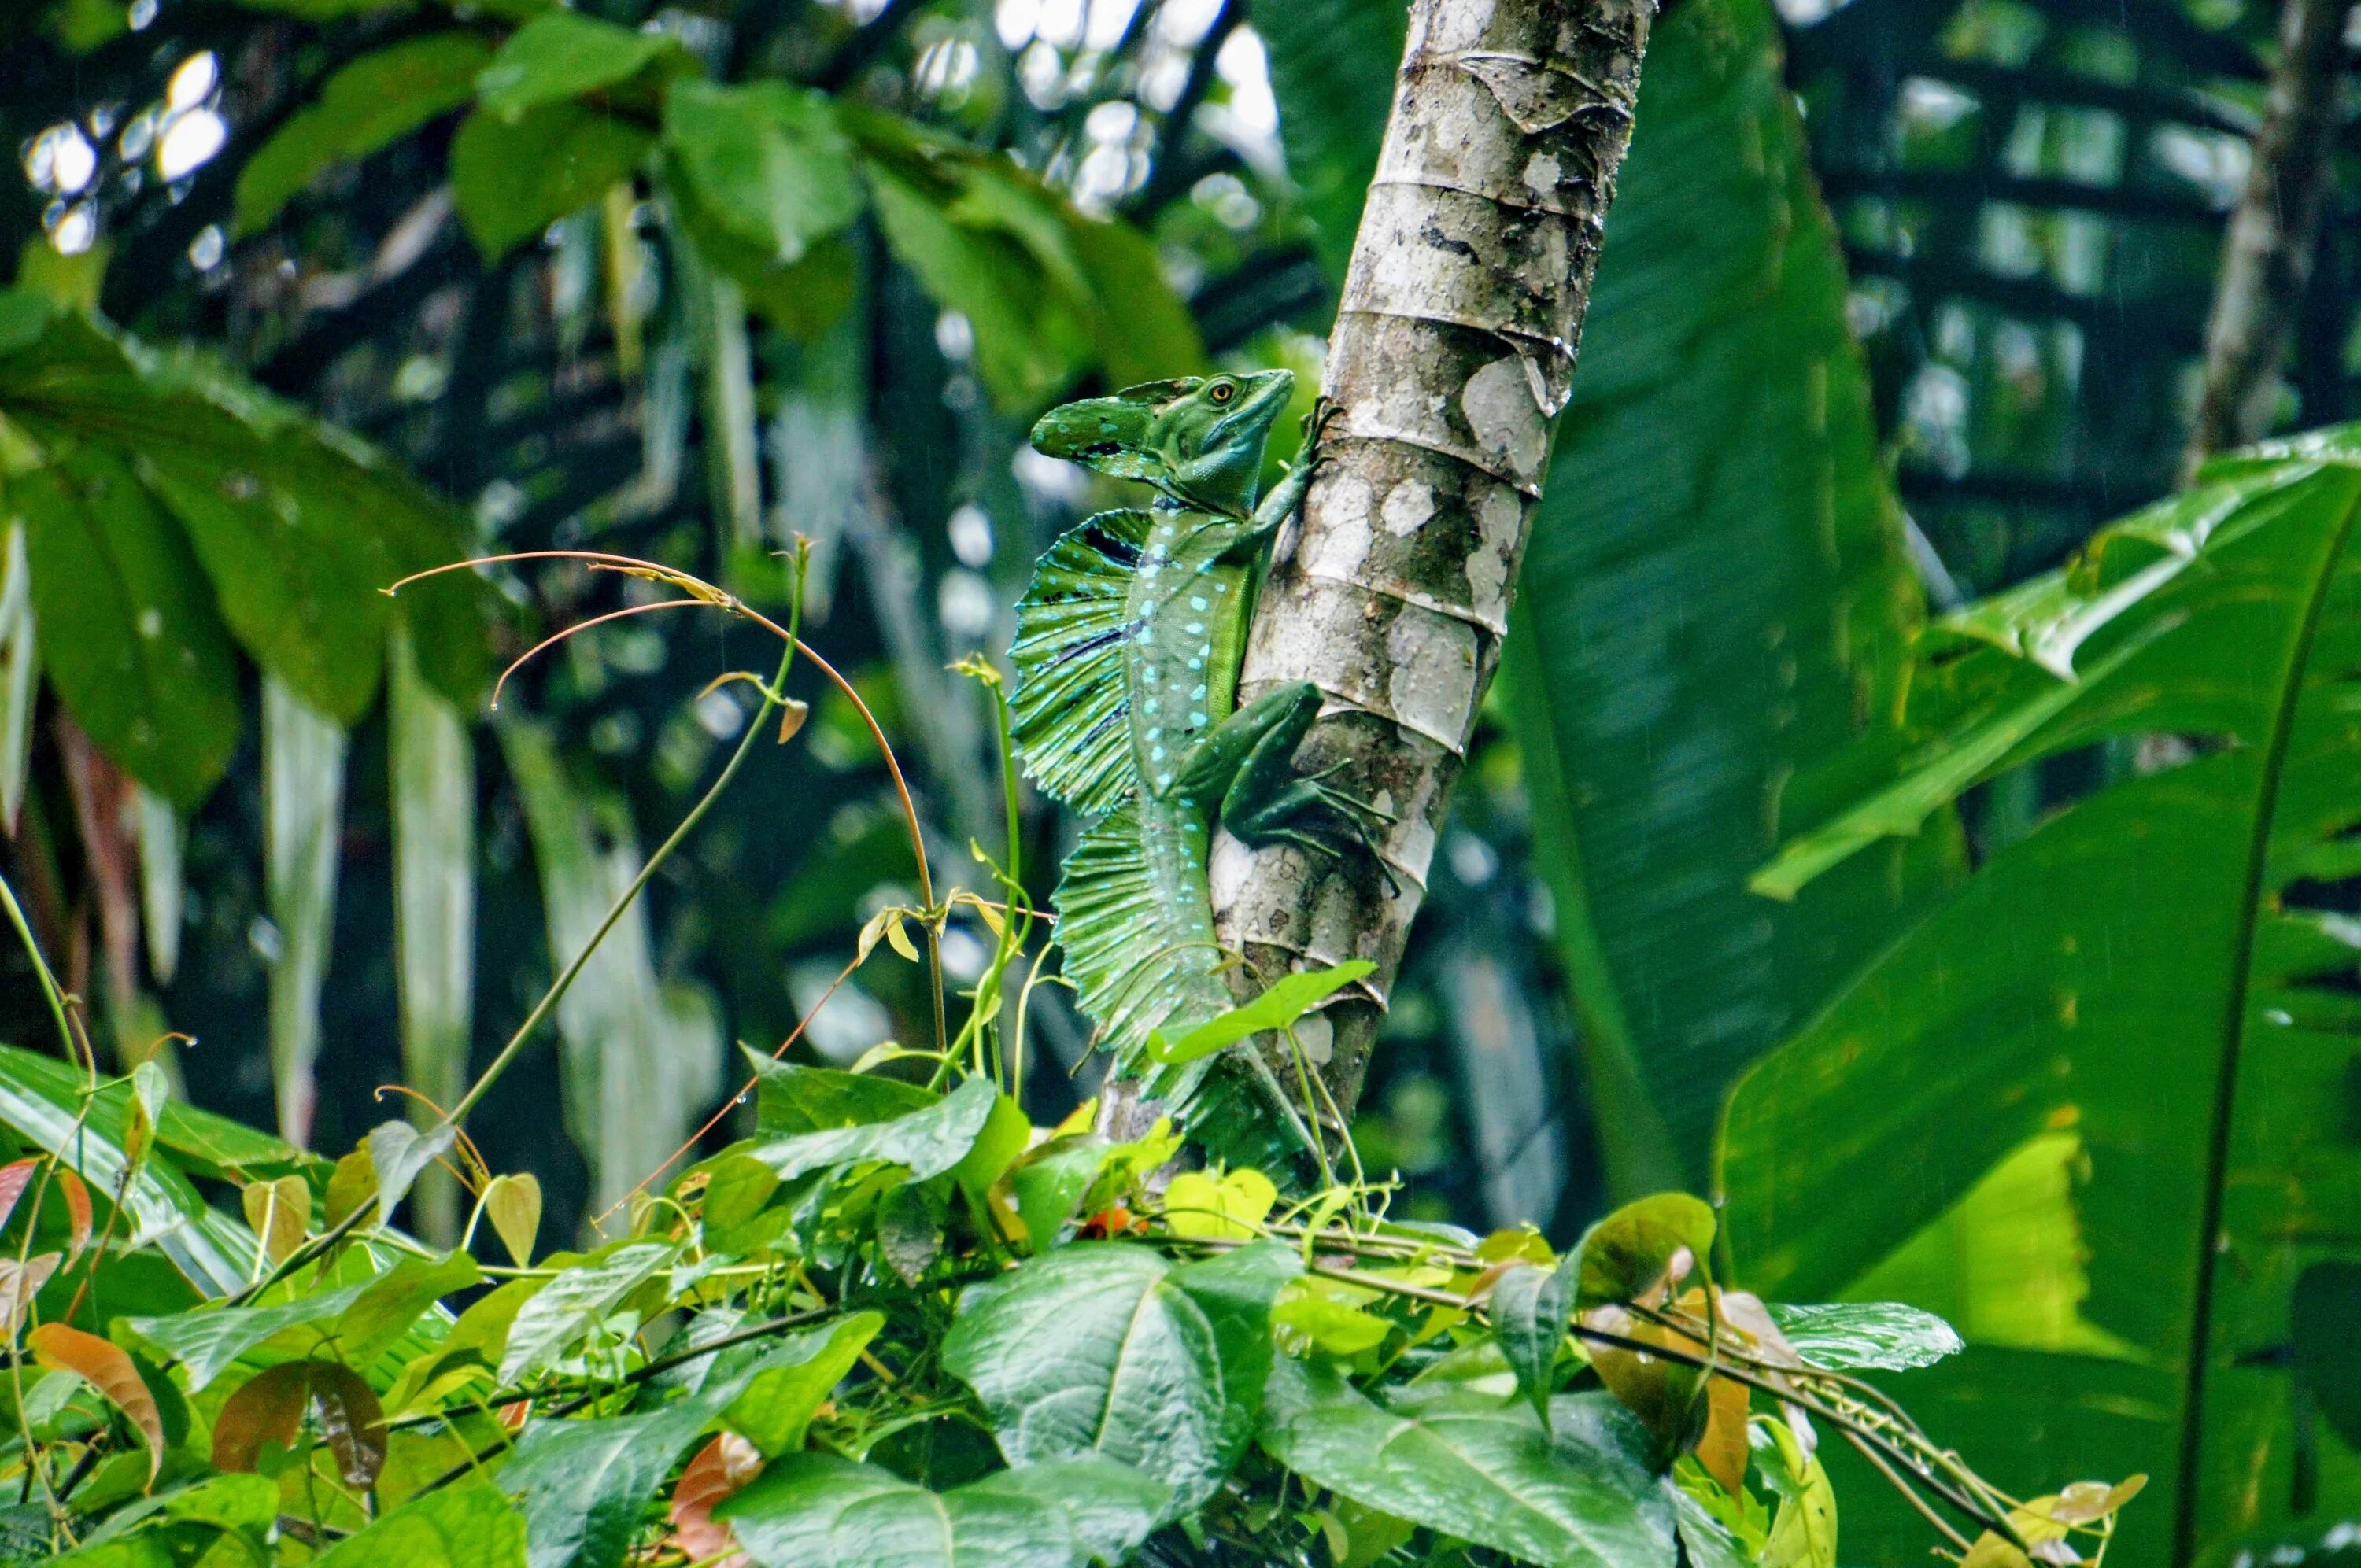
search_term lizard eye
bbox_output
[1207,381,1235,404]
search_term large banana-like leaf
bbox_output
[264,677,346,1151]
[1503,0,1949,1189]
[1720,431,2361,1563]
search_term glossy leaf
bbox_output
[498,1240,677,1384]
[1503,0,1947,1194]
[235,33,493,234]
[1720,435,2361,1559]
[752,1075,997,1186]
[720,1312,881,1458]
[747,1053,934,1135]
[1259,1356,1727,1568]
[944,1240,1298,1515]
[315,1478,526,1567]
[499,1399,721,1568]
[1146,961,1373,1067]
[124,1278,370,1390]
[1768,1302,1964,1372]
[0,523,35,829]
[29,1324,164,1478]
[715,1452,1168,1568]
[1491,1258,1579,1426]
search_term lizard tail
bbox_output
[1009,509,1155,817]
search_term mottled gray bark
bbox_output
[2182,0,2352,474]
[1212,0,1653,1125]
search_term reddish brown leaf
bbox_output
[1696,1373,1750,1497]
[28,1322,164,1479]
[307,1362,388,1488]
[57,717,139,1025]
[57,1170,93,1263]
[212,1363,309,1473]
[670,1433,759,1567]
[0,1158,39,1237]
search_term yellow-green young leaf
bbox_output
[1273,1281,1392,1358]
[483,1173,542,1267]
[1761,1420,1836,1568]
[1146,961,1375,1067]
[326,1146,379,1231]
[234,33,494,234]
[1162,1168,1277,1240]
[28,1323,164,1478]
[242,1175,310,1264]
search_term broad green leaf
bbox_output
[336,1253,480,1369]
[235,33,493,234]
[316,1478,525,1567]
[498,1240,678,1383]
[450,105,652,262]
[2293,1262,2361,1448]
[1147,961,1373,1066]
[498,1399,719,1568]
[122,1278,371,1391]
[1259,1356,1724,1567]
[662,81,863,267]
[11,446,239,805]
[1503,0,1949,1193]
[721,1311,881,1457]
[944,1240,1298,1515]
[747,1051,934,1135]
[1720,434,2361,1559]
[751,1075,997,1185]
[473,12,685,121]
[715,1452,1168,1568]
[1761,1419,1837,1568]
[1491,1259,1579,1426]
[1767,1302,1964,1372]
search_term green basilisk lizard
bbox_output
[1007,370,1387,1167]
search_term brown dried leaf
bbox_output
[1695,1372,1750,1498]
[29,1322,163,1479]
[0,1254,58,1333]
[212,1363,309,1472]
[670,1433,759,1567]
[307,1361,389,1488]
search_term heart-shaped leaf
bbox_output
[484,1173,542,1268]
[366,1120,458,1229]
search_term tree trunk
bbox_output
[2182,0,2352,475]
[1213,0,1653,1125]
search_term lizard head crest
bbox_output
[1029,370,1295,513]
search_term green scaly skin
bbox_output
[1008,371,1387,1168]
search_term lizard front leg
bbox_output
[1170,681,1398,886]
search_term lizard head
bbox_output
[1029,369,1295,513]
